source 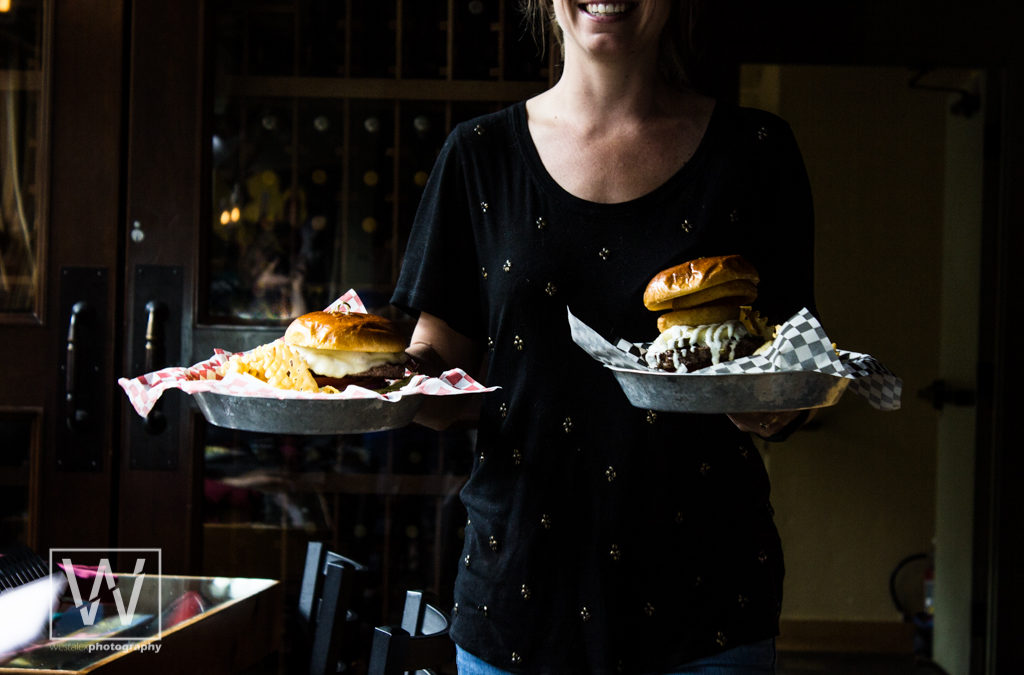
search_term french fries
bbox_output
[739,305,777,341]
[219,341,334,392]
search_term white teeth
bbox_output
[584,3,629,16]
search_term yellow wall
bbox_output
[741,66,961,629]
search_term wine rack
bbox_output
[206,0,551,322]
[200,0,552,635]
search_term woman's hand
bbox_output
[728,410,806,439]
[406,311,484,430]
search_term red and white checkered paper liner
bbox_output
[118,290,496,419]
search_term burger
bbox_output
[642,255,773,373]
[283,310,408,390]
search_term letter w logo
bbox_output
[62,557,147,627]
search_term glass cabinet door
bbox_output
[197,0,551,629]
[0,0,46,552]
[0,0,45,316]
[2,0,122,556]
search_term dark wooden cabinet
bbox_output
[0,0,126,557]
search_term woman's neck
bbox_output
[542,46,678,130]
[538,75,684,138]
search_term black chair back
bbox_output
[368,590,455,675]
[300,541,368,675]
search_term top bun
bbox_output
[643,255,759,311]
[284,311,407,353]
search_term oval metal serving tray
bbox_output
[607,366,849,414]
[193,392,422,435]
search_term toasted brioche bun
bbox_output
[650,279,758,312]
[284,311,407,353]
[656,302,740,332]
[644,255,759,311]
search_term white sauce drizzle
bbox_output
[644,320,750,372]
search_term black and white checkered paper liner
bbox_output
[568,306,901,411]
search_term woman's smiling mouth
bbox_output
[578,3,638,19]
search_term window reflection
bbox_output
[205,1,549,323]
[0,1,44,314]
[201,421,474,615]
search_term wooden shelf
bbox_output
[217,469,467,497]
[223,75,546,102]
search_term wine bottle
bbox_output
[348,2,397,78]
[345,103,394,288]
[245,8,296,77]
[397,105,444,248]
[453,0,498,80]
[401,1,446,78]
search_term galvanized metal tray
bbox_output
[606,366,850,414]
[192,391,422,435]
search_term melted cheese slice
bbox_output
[292,346,404,378]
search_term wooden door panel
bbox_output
[0,0,125,553]
[40,0,125,552]
[118,0,203,573]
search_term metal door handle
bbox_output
[143,300,167,433]
[144,300,164,372]
[65,302,90,431]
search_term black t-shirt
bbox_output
[392,100,815,674]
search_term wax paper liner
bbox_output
[118,290,496,419]
[568,306,902,411]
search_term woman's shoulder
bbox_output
[705,102,800,157]
[448,102,523,146]
[714,103,796,139]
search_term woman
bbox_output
[391,0,815,672]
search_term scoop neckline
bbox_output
[511,98,719,214]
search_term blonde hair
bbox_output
[518,0,703,89]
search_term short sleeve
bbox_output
[743,114,817,325]
[391,129,484,340]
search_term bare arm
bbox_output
[405,311,484,430]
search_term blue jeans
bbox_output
[456,640,776,674]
